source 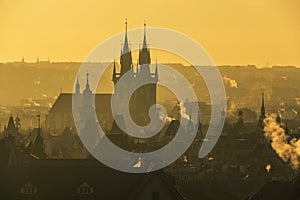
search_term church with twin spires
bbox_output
[45,21,158,131]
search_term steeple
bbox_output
[112,59,117,84]
[33,114,47,159]
[5,115,17,137]
[7,115,16,131]
[260,92,266,118]
[86,71,89,88]
[142,22,147,49]
[83,71,92,96]
[155,59,159,82]
[75,76,80,94]
[123,19,129,54]
[120,19,132,76]
[257,92,266,133]
[139,22,151,65]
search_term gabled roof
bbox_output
[48,93,112,114]
[0,159,184,200]
[129,171,184,200]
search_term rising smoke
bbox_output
[179,101,190,120]
[223,75,238,88]
[264,115,300,170]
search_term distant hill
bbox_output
[0,62,299,114]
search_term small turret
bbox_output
[83,71,92,96]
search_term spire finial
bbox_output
[122,18,129,54]
[142,21,147,49]
[85,70,90,89]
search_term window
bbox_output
[77,182,94,195]
[20,182,38,195]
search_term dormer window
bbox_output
[77,182,94,195]
[20,181,38,195]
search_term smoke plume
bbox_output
[223,75,238,88]
[179,101,190,120]
[264,115,300,170]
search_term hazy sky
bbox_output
[0,0,299,67]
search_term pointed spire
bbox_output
[139,21,151,69]
[86,70,90,89]
[112,59,117,83]
[7,115,16,132]
[123,18,129,54]
[142,21,147,49]
[83,70,92,95]
[155,59,159,81]
[75,75,80,94]
[120,19,132,76]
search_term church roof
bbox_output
[48,93,112,114]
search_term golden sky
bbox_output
[0,0,299,67]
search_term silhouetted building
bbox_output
[45,22,158,131]
[112,22,158,125]
[257,92,266,143]
[0,159,185,200]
